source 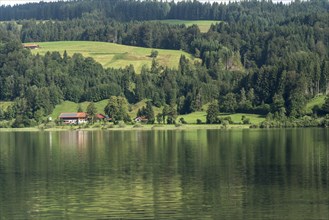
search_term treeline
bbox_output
[19,18,199,51]
[1,0,328,23]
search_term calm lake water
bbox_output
[0,129,328,219]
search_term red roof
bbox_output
[59,112,87,119]
[96,114,106,119]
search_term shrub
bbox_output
[243,118,250,124]
[118,121,126,128]
[179,117,187,124]
[133,124,143,128]
[108,124,115,128]
[175,123,183,127]
[150,50,159,58]
[45,121,56,129]
[222,120,229,128]
[249,124,258,128]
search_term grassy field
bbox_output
[50,99,265,125]
[31,41,195,73]
[177,112,265,125]
[305,95,326,114]
[156,20,220,33]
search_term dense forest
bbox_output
[0,0,329,127]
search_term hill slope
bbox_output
[31,41,195,73]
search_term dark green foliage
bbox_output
[150,50,158,58]
[179,117,187,124]
[86,102,97,124]
[156,113,163,124]
[220,93,237,113]
[136,101,155,124]
[104,96,130,123]
[322,96,329,113]
[196,119,203,124]
[206,101,219,124]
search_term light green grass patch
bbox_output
[50,101,81,119]
[178,112,265,124]
[223,113,265,124]
[31,41,195,73]
[157,20,220,33]
[0,101,13,110]
[128,99,162,119]
[306,95,326,114]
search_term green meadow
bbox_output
[50,99,265,125]
[177,111,266,125]
[157,20,220,33]
[31,41,195,73]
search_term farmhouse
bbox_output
[23,43,40,49]
[59,112,88,124]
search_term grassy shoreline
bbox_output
[0,124,251,132]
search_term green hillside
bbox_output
[31,41,195,73]
[157,20,220,33]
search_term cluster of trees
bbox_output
[0,0,329,127]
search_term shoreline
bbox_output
[0,124,252,132]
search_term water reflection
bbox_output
[0,129,328,219]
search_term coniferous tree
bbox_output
[206,101,219,124]
[87,102,97,124]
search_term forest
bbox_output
[0,0,329,127]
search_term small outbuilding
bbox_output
[134,116,148,123]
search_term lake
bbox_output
[0,129,328,219]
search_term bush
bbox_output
[133,124,143,128]
[150,50,159,58]
[175,123,183,127]
[0,121,11,128]
[243,118,251,124]
[249,124,258,128]
[196,119,203,124]
[222,120,229,128]
[45,121,56,129]
[219,116,233,124]
[118,121,126,128]
[179,117,187,124]
[93,124,101,128]
[108,124,115,128]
